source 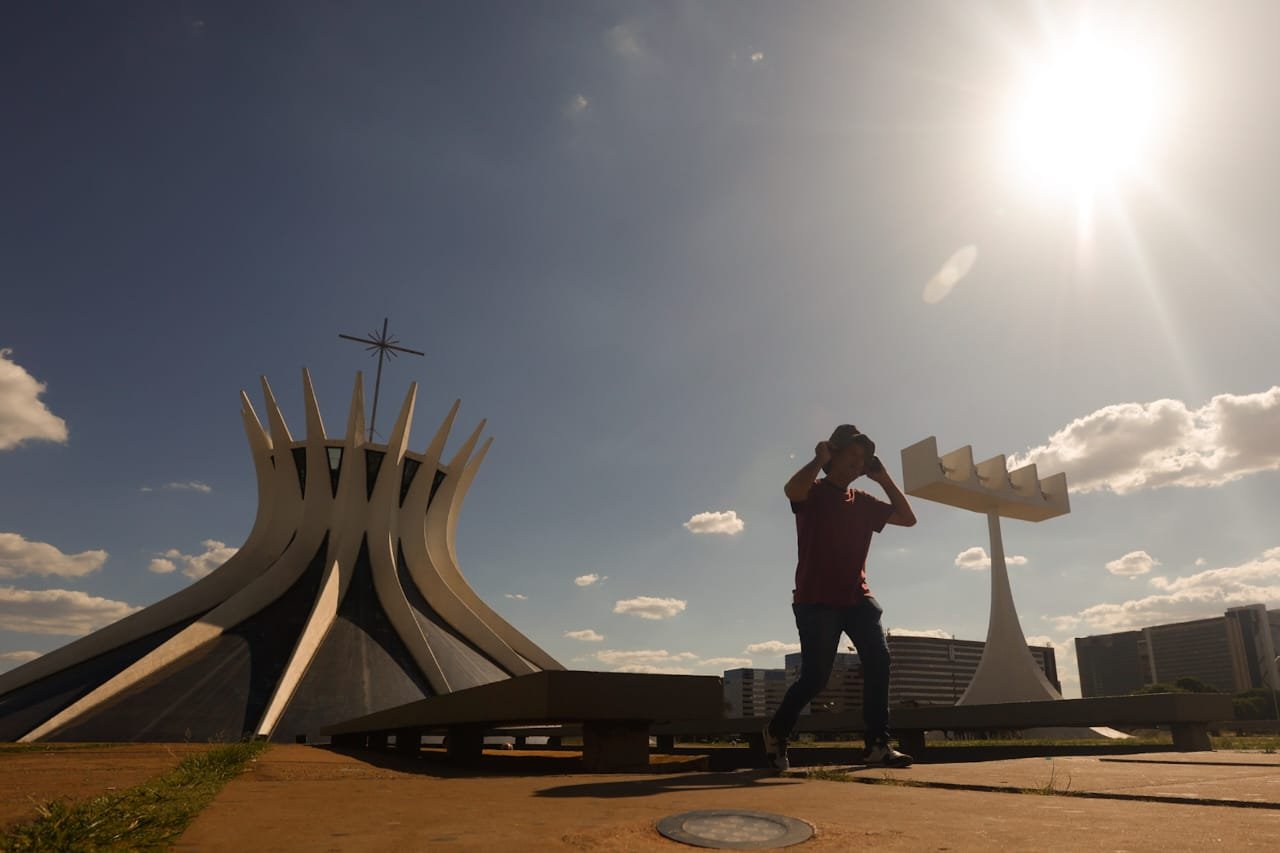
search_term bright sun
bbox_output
[1009,31,1165,196]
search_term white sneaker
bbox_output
[862,741,913,768]
[762,726,790,772]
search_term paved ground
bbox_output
[807,751,1280,807]
[175,746,1280,851]
[0,743,213,831]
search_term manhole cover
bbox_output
[656,809,814,850]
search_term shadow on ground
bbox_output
[320,746,713,778]
[669,742,1188,770]
[316,746,801,799]
[532,770,798,799]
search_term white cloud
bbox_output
[0,649,42,673]
[0,349,68,451]
[142,481,212,494]
[0,586,140,635]
[1009,387,1280,495]
[750,52,764,63]
[1048,546,1280,634]
[613,596,686,620]
[505,593,528,601]
[683,510,745,535]
[922,245,978,304]
[564,629,604,642]
[152,540,236,580]
[744,640,801,657]
[1106,550,1161,578]
[888,627,952,639]
[0,533,107,579]
[607,23,644,59]
[574,573,604,587]
[166,482,211,493]
[595,649,698,667]
[564,93,590,116]
[1195,558,1207,566]
[613,663,695,674]
[954,546,1027,570]
[0,650,41,663]
[701,656,754,669]
[592,648,752,675]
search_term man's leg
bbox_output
[845,597,891,748]
[767,604,842,740]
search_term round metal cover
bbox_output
[655,809,814,850]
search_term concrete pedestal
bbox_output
[582,720,649,770]
[446,725,485,762]
[1171,723,1212,751]
[394,729,421,754]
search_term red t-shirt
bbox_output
[791,479,894,606]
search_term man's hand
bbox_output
[785,441,832,502]
[813,441,832,468]
[869,464,917,527]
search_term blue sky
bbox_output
[3,2,1279,696]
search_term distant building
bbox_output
[1076,631,1147,697]
[785,652,863,714]
[1224,605,1280,692]
[1074,604,1280,697]
[887,635,1058,705]
[723,668,788,717]
[722,636,1059,714]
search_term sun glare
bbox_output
[1009,31,1164,196]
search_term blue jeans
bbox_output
[767,598,891,748]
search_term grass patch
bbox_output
[801,767,854,782]
[1022,763,1072,796]
[1212,735,1280,752]
[802,768,924,788]
[804,761,1081,800]
[0,740,268,852]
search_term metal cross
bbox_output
[339,318,424,441]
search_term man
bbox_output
[763,424,917,771]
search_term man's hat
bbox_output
[829,424,875,455]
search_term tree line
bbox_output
[1132,676,1279,720]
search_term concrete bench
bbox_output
[653,693,1235,756]
[891,693,1234,753]
[318,670,723,770]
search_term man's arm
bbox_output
[868,465,916,526]
[784,442,831,502]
